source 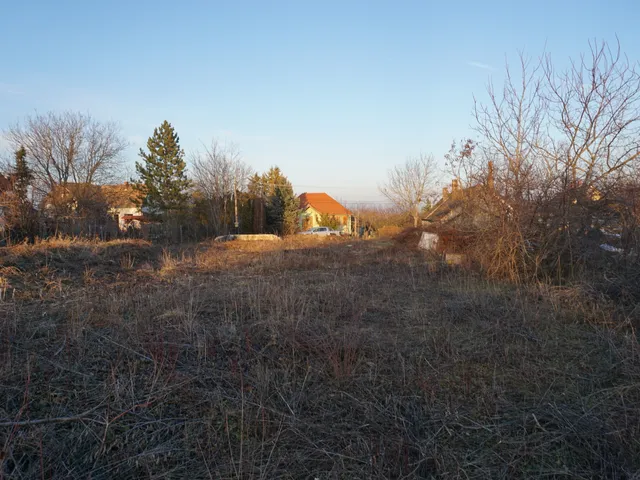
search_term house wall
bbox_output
[109,207,142,231]
[302,206,352,233]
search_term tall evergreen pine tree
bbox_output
[275,184,301,235]
[134,121,191,216]
[248,166,301,235]
[4,146,35,241]
[13,146,32,205]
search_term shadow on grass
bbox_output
[0,235,639,478]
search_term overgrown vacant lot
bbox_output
[1,237,639,479]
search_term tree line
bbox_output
[1,116,302,242]
[3,38,638,268]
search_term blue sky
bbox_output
[1,0,638,203]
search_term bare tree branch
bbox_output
[473,52,548,205]
[5,112,128,205]
[190,139,252,235]
[544,39,640,188]
[379,154,436,227]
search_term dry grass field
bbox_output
[1,235,639,479]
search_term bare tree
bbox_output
[473,53,548,206]
[379,154,436,227]
[544,40,640,190]
[191,139,253,235]
[466,40,640,280]
[5,111,127,204]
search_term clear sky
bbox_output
[1,0,638,203]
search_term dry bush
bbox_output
[442,41,640,293]
[0,239,639,478]
[354,205,409,230]
[391,227,424,247]
[378,225,403,238]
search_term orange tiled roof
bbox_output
[101,183,142,208]
[299,192,350,215]
[47,183,103,202]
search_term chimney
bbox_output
[451,179,459,191]
[487,161,494,191]
[442,187,449,199]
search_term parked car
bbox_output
[297,226,341,236]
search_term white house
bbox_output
[101,183,144,231]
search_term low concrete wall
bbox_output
[214,234,281,242]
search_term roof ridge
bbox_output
[299,192,350,215]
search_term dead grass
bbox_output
[378,225,404,238]
[0,236,639,478]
